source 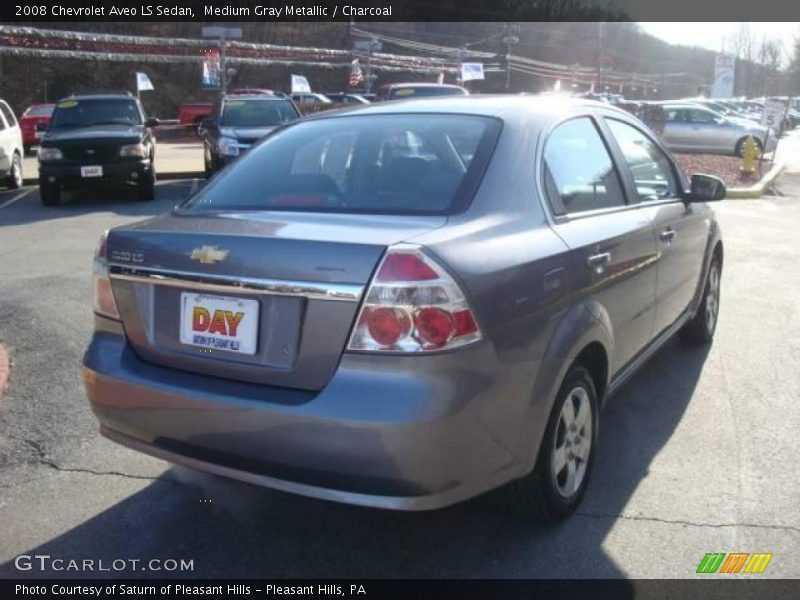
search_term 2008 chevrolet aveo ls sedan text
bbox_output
[82,96,725,520]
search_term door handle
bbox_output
[659,228,676,243]
[587,252,611,272]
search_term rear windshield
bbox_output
[24,106,54,117]
[220,99,299,127]
[50,99,142,129]
[183,114,500,215]
[390,87,467,99]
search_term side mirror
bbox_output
[144,117,160,128]
[36,122,49,132]
[688,173,726,202]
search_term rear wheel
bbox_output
[679,256,721,344]
[40,182,61,206]
[506,365,598,520]
[6,152,22,189]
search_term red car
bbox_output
[178,103,214,127]
[20,103,55,154]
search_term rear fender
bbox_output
[513,298,613,471]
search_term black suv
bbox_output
[199,94,300,177]
[37,93,158,205]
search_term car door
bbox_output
[684,108,726,152]
[543,116,658,374]
[660,107,693,152]
[602,116,709,336]
[0,108,11,172]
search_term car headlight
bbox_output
[38,147,63,162]
[217,136,239,157]
[119,142,150,158]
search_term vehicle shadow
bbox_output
[0,338,709,580]
[0,180,198,228]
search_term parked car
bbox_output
[84,96,725,520]
[20,103,55,155]
[324,92,371,104]
[658,103,776,156]
[200,94,301,176]
[375,82,468,101]
[37,93,159,205]
[178,102,214,127]
[0,97,23,189]
[290,92,332,105]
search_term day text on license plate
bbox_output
[81,165,103,178]
[179,293,259,355]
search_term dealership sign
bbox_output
[710,54,735,98]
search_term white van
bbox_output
[0,99,23,189]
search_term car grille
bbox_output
[62,143,121,162]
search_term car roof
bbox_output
[382,82,465,89]
[224,94,287,100]
[57,93,137,102]
[300,94,632,126]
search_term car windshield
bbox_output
[49,98,142,128]
[183,114,500,215]
[390,87,466,99]
[25,106,54,117]
[220,99,298,127]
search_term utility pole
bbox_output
[502,24,519,91]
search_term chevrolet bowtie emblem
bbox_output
[190,245,230,265]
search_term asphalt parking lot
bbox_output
[0,134,799,579]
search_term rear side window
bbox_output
[184,114,501,215]
[543,117,625,215]
[605,119,678,202]
[0,102,16,127]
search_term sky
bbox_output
[639,23,798,64]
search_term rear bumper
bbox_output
[82,319,529,510]
[39,159,152,188]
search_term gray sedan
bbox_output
[660,102,776,156]
[83,96,724,520]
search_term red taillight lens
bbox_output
[366,307,412,346]
[376,252,438,282]
[347,245,481,353]
[414,307,455,348]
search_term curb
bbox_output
[725,161,785,199]
[0,344,9,400]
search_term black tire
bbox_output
[679,256,721,345]
[136,169,155,202]
[6,152,22,189]
[506,365,599,521]
[735,136,763,158]
[40,183,61,206]
[203,147,214,178]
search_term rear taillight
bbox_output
[92,231,120,320]
[347,245,481,353]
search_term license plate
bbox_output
[179,293,259,355]
[80,165,103,178]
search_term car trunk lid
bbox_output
[107,210,445,390]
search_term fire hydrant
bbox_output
[740,136,761,178]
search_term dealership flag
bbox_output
[460,63,485,82]
[349,59,364,87]
[202,51,221,88]
[291,74,311,93]
[136,72,154,92]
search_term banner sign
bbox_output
[460,62,484,82]
[135,72,154,92]
[710,54,735,98]
[761,98,786,131]
[291,73,311,93]
[201,49,221,88]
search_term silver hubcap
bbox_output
[705,264,720,333]
[552,386,593,498]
